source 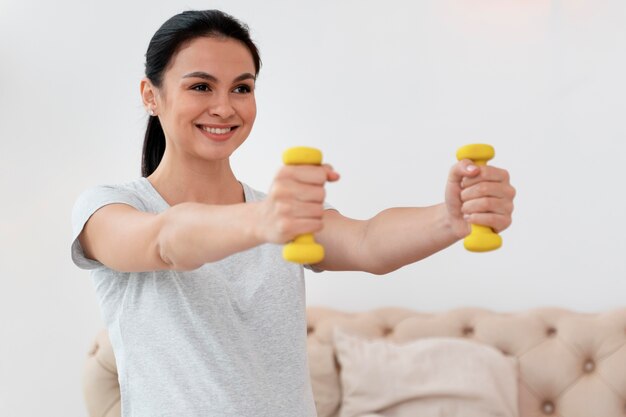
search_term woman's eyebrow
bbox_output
[182,71,256,82]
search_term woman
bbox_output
[71,9,515,417]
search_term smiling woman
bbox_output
[140,12,261,179]
[141,37,258,175]
[71,10,338,417]
[70,8,515,417]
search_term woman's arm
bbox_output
[311,205,459,274]
[79,202,266,272]
[312,160,516,274]
[79,164,339,273]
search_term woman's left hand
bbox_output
[445,160,516,239]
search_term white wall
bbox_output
[1,0,625,416]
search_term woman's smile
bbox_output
[196,124,240,142]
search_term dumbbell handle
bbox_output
[456,144,502,252]
[282,147,325,264]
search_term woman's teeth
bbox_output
[201,126,232,134]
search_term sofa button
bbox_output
[542,401,555,415]
[546,327,557,337]
[583,360,595,373]
[462,326,474,337]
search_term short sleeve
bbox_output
[71,185,145,270]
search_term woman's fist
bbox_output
[445,160,516,239]
[256,164,339,243]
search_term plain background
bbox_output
[1,0,625,415]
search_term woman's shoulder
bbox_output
[241,182,267,203]
[72,178,160,216]
[75,178,146,202]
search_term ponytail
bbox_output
[141,116,166,177]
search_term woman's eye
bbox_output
[192,84,210,92]
[233,84,252,94]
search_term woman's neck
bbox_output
[147,151,244,206]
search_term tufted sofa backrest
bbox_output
[306,307,626,417]
[84,307,626,417]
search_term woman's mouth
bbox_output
[196,124,239,141]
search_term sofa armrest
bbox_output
[83,329,120,417]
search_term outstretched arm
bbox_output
[79,165,338,273]
[312,159,515,274]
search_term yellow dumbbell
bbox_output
[456,144,502,252]
[282,146,325,264]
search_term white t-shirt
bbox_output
[71,178,318,417]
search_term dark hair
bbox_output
[141,10,261,177]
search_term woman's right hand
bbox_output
[256,163,339,244]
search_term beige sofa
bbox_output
[84,306,626,417]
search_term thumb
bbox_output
[323,164,340,182]
[448,159,479,185]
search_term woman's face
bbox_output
[150,36,257,162]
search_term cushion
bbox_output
[333,328,519,417]
[308,342,342,417]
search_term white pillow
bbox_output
[333,328,519,417]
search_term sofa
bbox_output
[83,306,626,417]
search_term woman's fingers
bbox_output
[462,212,513,233]
[460,180,516,201]
[276,164,340,185]
[461,197,514,217]
[271,180,326,203]
[448,160,481,186]
[460,165,510,188]
[263,163,338,243]
[449,162,515,233]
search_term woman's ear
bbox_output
[140,78,158,115]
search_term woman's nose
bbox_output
[209,93,236,119]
